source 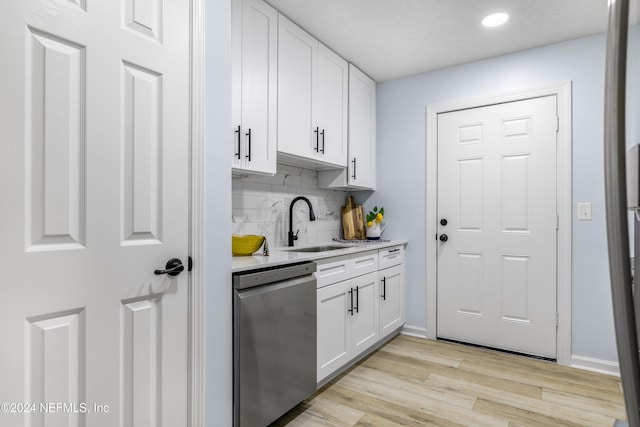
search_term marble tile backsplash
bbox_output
[232,164,349,247]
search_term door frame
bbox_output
[190,0,205,425]
[425,81,572,365]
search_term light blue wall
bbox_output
[373,32,621,362]
[204,0,233,424]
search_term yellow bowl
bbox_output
[232,234,265,256]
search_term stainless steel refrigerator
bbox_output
[605,0,640,426]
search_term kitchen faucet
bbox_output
[288,196,316,246]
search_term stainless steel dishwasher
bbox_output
[233,261,317,427]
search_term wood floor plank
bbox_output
[384,355,543,401]
[272,396,363,427]
[473,398,586,427]
[339,365,477,411]
[276,335,626,426]
[336,366,510,426]
[319,385,466,427]
[426,372,617,427]
[459,356,623,397]
[541,388,626,420]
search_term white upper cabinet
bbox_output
[318,64,376,190]
[277,14,348,168]
[232,0,278,175]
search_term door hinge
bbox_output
[556,116,559,132]
[556,312,559,327]
[556,213,559,231]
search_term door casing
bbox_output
[425,81,572,365]
[190,0,205,425]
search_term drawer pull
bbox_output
[348,288,354,316]
[389,248,400,253]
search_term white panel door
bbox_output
[317,281,351,382]
[350,272,379,358]
[278,14,316,159]
[232,0,277,174]
[316,43,348,167]
[348,64,376,189]
[0,0,190,426]
[379,265,404,339]
[436,96,558,358]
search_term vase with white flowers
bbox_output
[365,206,386,240]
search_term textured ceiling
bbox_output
[265,0,611,82]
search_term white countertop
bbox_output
[232,239,408,273]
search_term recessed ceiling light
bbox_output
[482,12,509,28]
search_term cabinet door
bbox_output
[348,64,376,189]
[317,281,351,382]
[317,44,348,166]
[379,265,404,339]
[350,272,380,357]
[232,0,277,174]
[278,14,316,159]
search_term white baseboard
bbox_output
[400,324,428,339]
[571,355,620,377]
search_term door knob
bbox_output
[440,218,448,226]
[154,258,184,276]
[439,234,448,242]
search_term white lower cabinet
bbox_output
[317,246,405,383]
[379,264,404,339]
[349,272,380,358]
[317,280,352,381]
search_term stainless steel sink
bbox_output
[286,245,348,253]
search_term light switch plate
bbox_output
[577,203,592,221]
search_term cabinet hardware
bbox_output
[245,128,252,161]
[389,248,400,253]
[348,288,354,315]
[320,129,325,154]
[355,286,359,313]
[439,234,448,242]
[235,125,241,160]
[314,127,320,152]
[381,277,386,300]
[351,158,357,180]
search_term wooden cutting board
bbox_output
[342,196,366,240]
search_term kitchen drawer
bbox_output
[351,250,378,277]
[378,246,404,269]
[315,254,351,288]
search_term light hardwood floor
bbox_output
[273,335,625,426]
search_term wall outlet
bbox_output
[577,202,592,221]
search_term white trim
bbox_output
[400,324,429,339]
[189,0,205,426]
[571,355,621,377]
[425,81,573,365]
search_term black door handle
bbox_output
[314,127,319,152]
[245,128,252,161]
[348,288,354,315]
[439,234,448,242]
[234,125,241,160]
[320,129,325,154]
[382,277,386,300]
[351,158,357,180]
[154,258,184,276]
[355,286,359,313]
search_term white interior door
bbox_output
[436,96,558,358]
[0,1,191,426]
